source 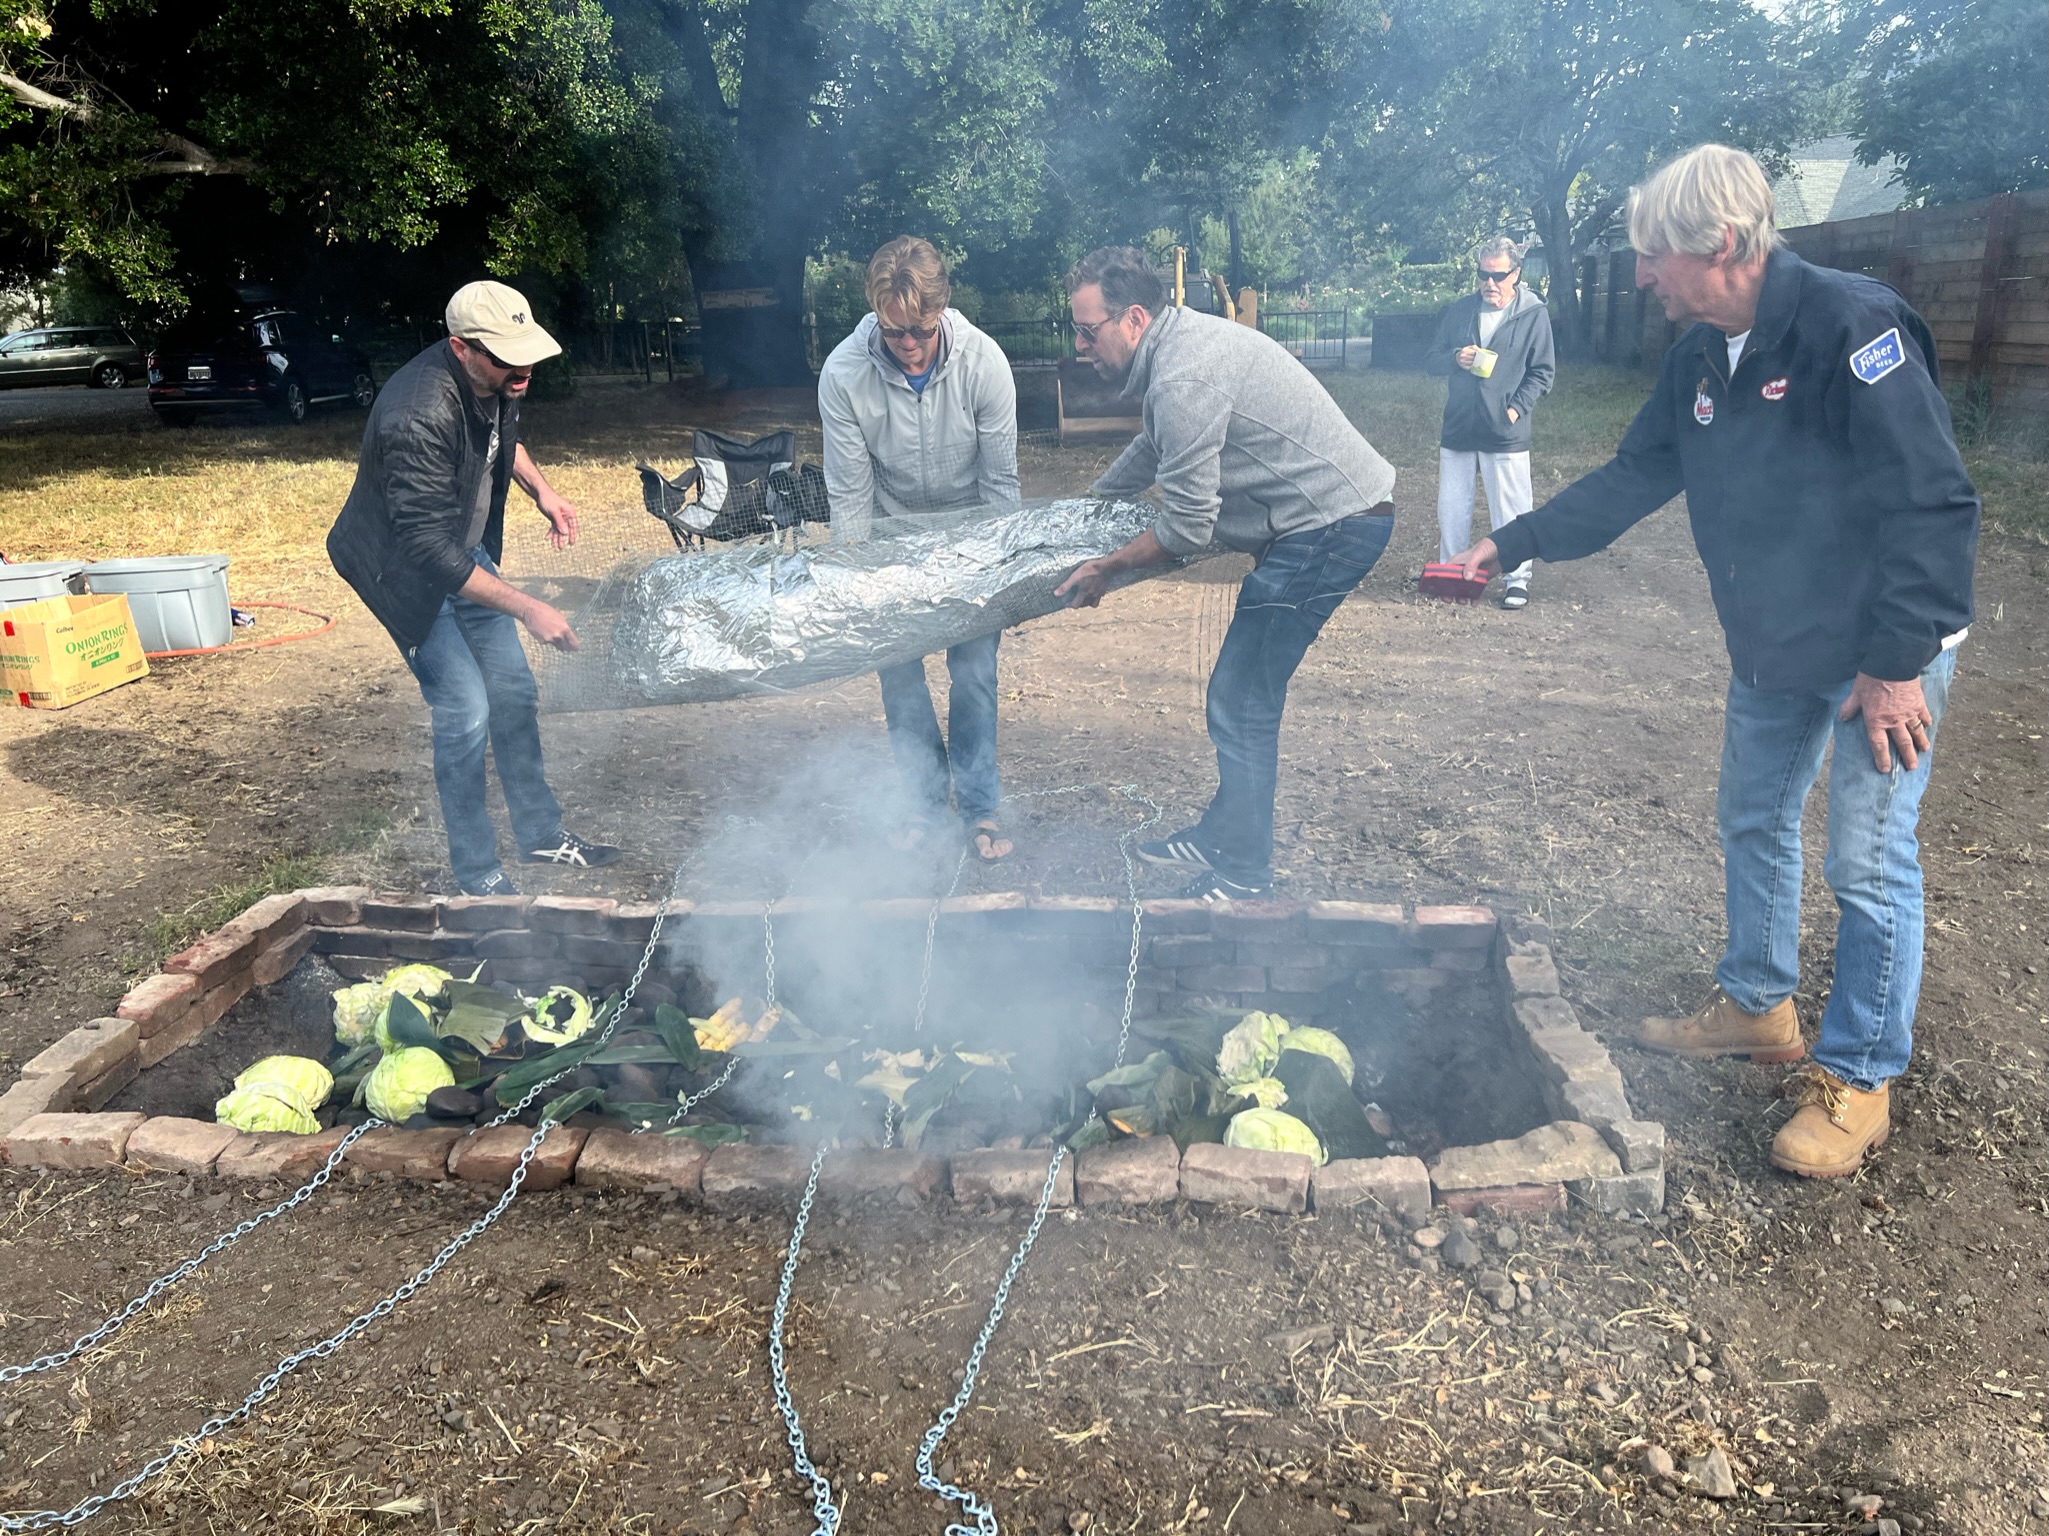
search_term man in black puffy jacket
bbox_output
[328,281,618,896]
[1454,146,1978,1181]
[1427,237,1556,608]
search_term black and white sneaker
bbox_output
[462,870,519,897]
[1179,871,1270,903]
[521,830,622,868]
[1138,831,1216,872]
[1501,581,1530,610]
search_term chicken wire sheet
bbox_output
[528,496,1185,713]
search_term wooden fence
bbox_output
[1582,187,2049,416]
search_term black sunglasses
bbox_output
[462,336,523,370]
[1476,267,1521,283]
[877,321,940,342]
[1072,308,1136,344]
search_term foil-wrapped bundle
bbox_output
[536,498,1187,711]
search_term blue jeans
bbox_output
[878,630,1001,824]
[404,549,564,888]
[1194,511,1394,884]
[1716,647,1959,1091]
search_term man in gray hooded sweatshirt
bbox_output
[1055,246,1397,901]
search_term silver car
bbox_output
[0,326,147,389]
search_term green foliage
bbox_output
[1846,0,2049,204]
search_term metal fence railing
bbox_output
[978,318,1071,367]
[1257,308,1351,368]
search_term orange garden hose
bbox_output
[143,599,336,659]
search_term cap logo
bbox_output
[510,311,526,325]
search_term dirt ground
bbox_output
[0,369,2042,1534]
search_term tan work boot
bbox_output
[1771,1069,1890,1178]
[1637,988,1805,1062]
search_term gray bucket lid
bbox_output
[84,555,230,576]
[0,560,88,579]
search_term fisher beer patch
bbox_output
[1761,376,1789,401]
[1850,327,1906,384]
[1693,385,1715,425]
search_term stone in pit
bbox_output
[1075,1136,1180,1206]
[1429,1120,1621,1193]
[1178,1143,1311,1213]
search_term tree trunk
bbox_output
[1532,191,1589,359]
[691,0,822,389]
[1227,206,1244,294]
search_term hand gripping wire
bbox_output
[0,852,698,1530]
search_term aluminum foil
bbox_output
[562,498,1181,709]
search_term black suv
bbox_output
[0,326,147,389]
[147,310,376,426]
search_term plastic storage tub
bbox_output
[83,555,232,652]
[0,561,88,611]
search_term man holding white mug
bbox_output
[1426,237,1556,608]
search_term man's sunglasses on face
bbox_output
[1477,268,1520,285]
[1072,307,1135,344]
[878,320,940,342]
[464,337,523,371]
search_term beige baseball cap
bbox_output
[445,280,561,368]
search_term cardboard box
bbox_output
[1,593,149,709]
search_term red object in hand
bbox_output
[1419,562,1491,602]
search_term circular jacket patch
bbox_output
[1693,390,1715,425]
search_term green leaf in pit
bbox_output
[1273,1048,1388,1161]
[653,1004,708,1071]
[383,991,443,1052]
[540,1084,606,1125]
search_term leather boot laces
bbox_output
[1792,1069,1851,1127]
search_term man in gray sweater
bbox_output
[1055,246,1397,900]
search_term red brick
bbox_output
[164,928,257,989]
[252,925,319,986]
[1145,935,1217,965]
[1136,898,1214,934]
[325,954,395,981]
[574,1129,709,1192]
[1428,948,1490,971]
[0,1078,71,1139]
[347,1127,464,1180]
[1512,995,1581,1035]
[117,971,200,1037]
[448,1125,588,1190]
[438,894,533,932]
[1268,965,1349,993]
[606,902,664,941]
[936,892,1029,916]
[1434,1183,1567,1219]
[3,1112,146,1169]
[820,1148,945,1201]
[852,897,934,923]
[1312,1156,1431,1217]
[222,891,309,953]
[1179,1142,1312,1213]
[1505,952,1561,997]
[138,971,249,1069]
[1304,900,1406,940]
[1207,900,1306,938]
[216,1127,351,1181]
[311,926,397,959]
[560,935,648,968]
[297,885,370,926]
[472,928,556,960]
[1230,940,1325,969]
[480,957,559,989]
[1176,964,1268,993]
[949,1148,1074,1206]
[127,1117,240,1174]
[1074,1136,1180,1205]
[702,1142,813,1205]
[1413,905,1498,949]
[1025,896,1126,934]
[1330,943,1433,972]
[381,930,476,962]
[527,896,618,936]
[359,896,439,932]
[74,1053,139,1110]
[20,1017,139,1085]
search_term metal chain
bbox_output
[0,846,705,1529]
[768,782,1160,1536]
[914,1147,1068,1536]
[767,1145,842,1536]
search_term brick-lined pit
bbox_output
[0,888,1663,1217]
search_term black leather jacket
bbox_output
[327,341,518,652]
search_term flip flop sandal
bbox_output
[968,820,1014,862]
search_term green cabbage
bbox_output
[1224,1107,1325,1164]
[332,982,385,1047]
[370,965,456,1051]
[1237,1076,1289,1109]
[1277,1027,1355,1086]
[1216,1011,1291,1087]
[235,1055,333,1109]
[216,1082,320,1136]
[523,986,595,1046]
[364,1047,456,1122]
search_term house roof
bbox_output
[1772,136,1908,228]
